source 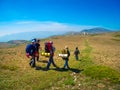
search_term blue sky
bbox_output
[0,0,120,37]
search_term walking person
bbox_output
[26,39,36,67]
[46,41,58,70]
[74,47,80,60]
[34,39,41,61]
[62,46,70,69]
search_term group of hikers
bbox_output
[25,38,80,70]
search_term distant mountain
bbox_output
[80,27,112,34]
[0,27,114,42]
[0,31,64,42]
[63,31,79,35]
[64,27,113,35]
[0,40,29,48]
[7,40,28,44]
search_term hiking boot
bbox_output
[44,68,49,71]
[67,67,70,69]
[62,67,65,70]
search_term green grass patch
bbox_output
[114,34,120,38]
[83,65,120,84]
[80,39,93,68]
[64,76,75,86]
[81,39,120,84]
[112,38,120,41]
[112,33,120,41]
[0,64,18,71]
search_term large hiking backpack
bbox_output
[26,44,35,56]
[62,49,67,54]
[60,49,68,60]
[44,41,52,53]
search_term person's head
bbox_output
[49,41,53,44]
[31,39,36,44]
[37,39,40,43]
[33,38,37,42]
[65,46,68,49]
[76,47,78,49]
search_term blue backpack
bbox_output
[26,44,35,56]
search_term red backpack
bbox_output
[44,41,52,53]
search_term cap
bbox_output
[32,39,36,43]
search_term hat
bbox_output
[32,39,35,43]
[33,38,37,42]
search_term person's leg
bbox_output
[47,57,52,69]
[37,52,39,61]
[29,58,32,66]
[75,55,78,60]
[32,55,36,67]
[65,59,70,69]
[37,55,39,61]
[63,59,67,68]
[51,57,57,67]
[77,55,79,60]
[67,61,69,68]
[30,55,36,67]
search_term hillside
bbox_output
[0,27,113,42]
[0,32,120,90]
[0,31,64,42]
[64,27,112,35]
[0,40,28,48]
[80,27,112,34]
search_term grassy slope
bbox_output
[0,32,120,90]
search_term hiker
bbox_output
[34,39,41,61]
[26,39,36,67]
[74,47,80,60]
[46,41,58,70]
[62,46,70,69]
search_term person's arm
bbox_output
[67,50,70,57]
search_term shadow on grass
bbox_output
[35,66,83,73]
[53,68,83,73]
[37,60,48,63]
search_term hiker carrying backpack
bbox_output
[45,41,58,70]
[74,47,80,60]
[62,46,70,69]
[25,39,36,67]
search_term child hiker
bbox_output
[62,46,70,69]
[74,47,80,60]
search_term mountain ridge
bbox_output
[0,27,116,42]
[64,27,113,35]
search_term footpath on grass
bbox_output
[80,39,120,84]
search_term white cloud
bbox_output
[0,21,98,37]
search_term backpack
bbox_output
[74,49,80,55]
[61,49,68,60]
[26,44,35,56]
[62,49,67,54]
[44,42,52,53]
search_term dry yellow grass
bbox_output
[0,34,119,69]
[0,32,120,90]
[88,33,120,71]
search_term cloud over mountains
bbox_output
[1,21,107,42]
[0,21,98,37]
